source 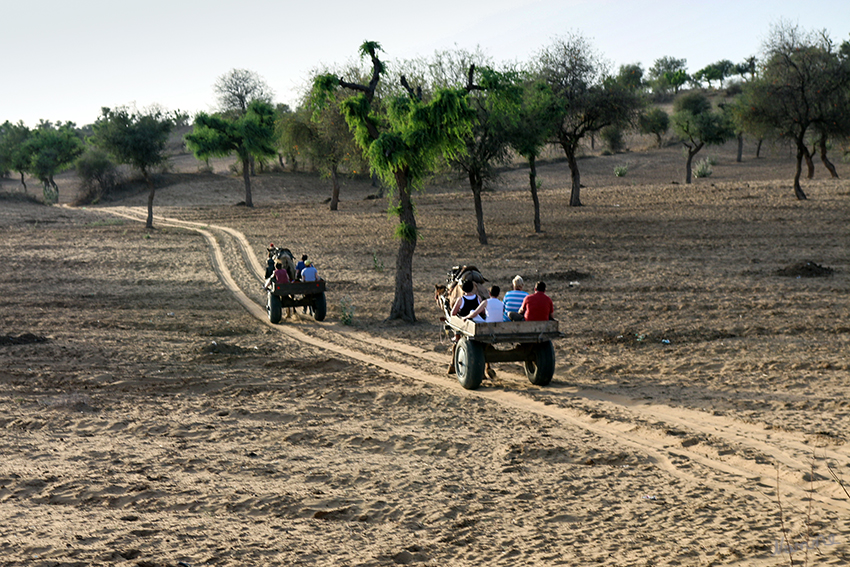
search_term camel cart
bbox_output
[264,246,327,324]
[436,266,562,390]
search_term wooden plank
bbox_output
[448,316,558,337]
[272,281,326,295]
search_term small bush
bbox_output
[75,148,120,204]
[600,125,625,152]
[339,296,355,325]
[614,164,628,177]
[694,158,713,178]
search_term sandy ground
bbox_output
[1,136,849,566]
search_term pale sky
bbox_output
[3,0,848,127]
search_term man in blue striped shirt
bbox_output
[503,275,529,321]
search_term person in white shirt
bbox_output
[463,285,504,324]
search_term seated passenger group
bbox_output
[451,275,554,323]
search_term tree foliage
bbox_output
[638,107,670,148]
[432,51,517,245]
[303,85,367,210]
[648,56,689,96]
[25,122,84,204]
[313,41,475,322]
[738,22,850,198]
[500,73,560,232]
[672,92,735,183]
[92,106,175,226]
[185,100,277,208]
[0,121,33,190]
[537,33,644,206]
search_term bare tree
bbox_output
[214,69,274,114]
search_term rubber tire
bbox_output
[455,337,486,390]
[524,340,555,386]
[268,292,282,324]
[313,292,327,322]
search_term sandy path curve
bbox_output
[105,206,850,515]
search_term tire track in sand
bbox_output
[105,206,850,514]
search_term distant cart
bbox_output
[264,246,327,324]
[442,315,562,390]
[266,280,327,324]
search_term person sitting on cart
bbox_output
[264,258,291,290]
[301,260,318,282]
[518,281,555,321]
[299,260,319,314]
[450,280,480,318]
[449,281,498,379]
[503,275,529,322]
[295,254,308,280]
[463,285,504,324]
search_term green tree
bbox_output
[25,122,84,204]
[617,63,645,91]
[740,23,850,199]
[648,56,688,96]
[185,99,277,208]
[92,106,175,227]
[694,60,735,89]
[0,121,32,190]
[276,105,312,172]
[304,86,366,210]
[672,92,735,183]
[537,33,644,206]
[440,56,516,245]
[693,64,722,89]
[638,107,670,147]
[735,56,758,81]
[313,41,475,322]
[75,147,119,203]
[501,74,560,232]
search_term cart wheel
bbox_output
[455,337,485,390]
[524,340,555,386]
[313,292,327,321]
[268,292,282,324]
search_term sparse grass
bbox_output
[694,158,713,178]
[339,296,355,325]
[614,164,628,177]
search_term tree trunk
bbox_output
[19,172,27,192]
[242,156,253,207]
[756,139,763,158]
[329,163,340,211]
[387,167,416,323]
[143,168,155,229]
[818,136,839,178]
[528,154,541,233]
[469,171,488,245]
[684,142,703,184]
[736,133,743,163]
[278,152,285,169]
[803,145,815,179]
[559,137,582,207]
[793,142,808,200]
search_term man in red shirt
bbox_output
[519,281,554,321]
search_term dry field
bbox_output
[1,137,849,566]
